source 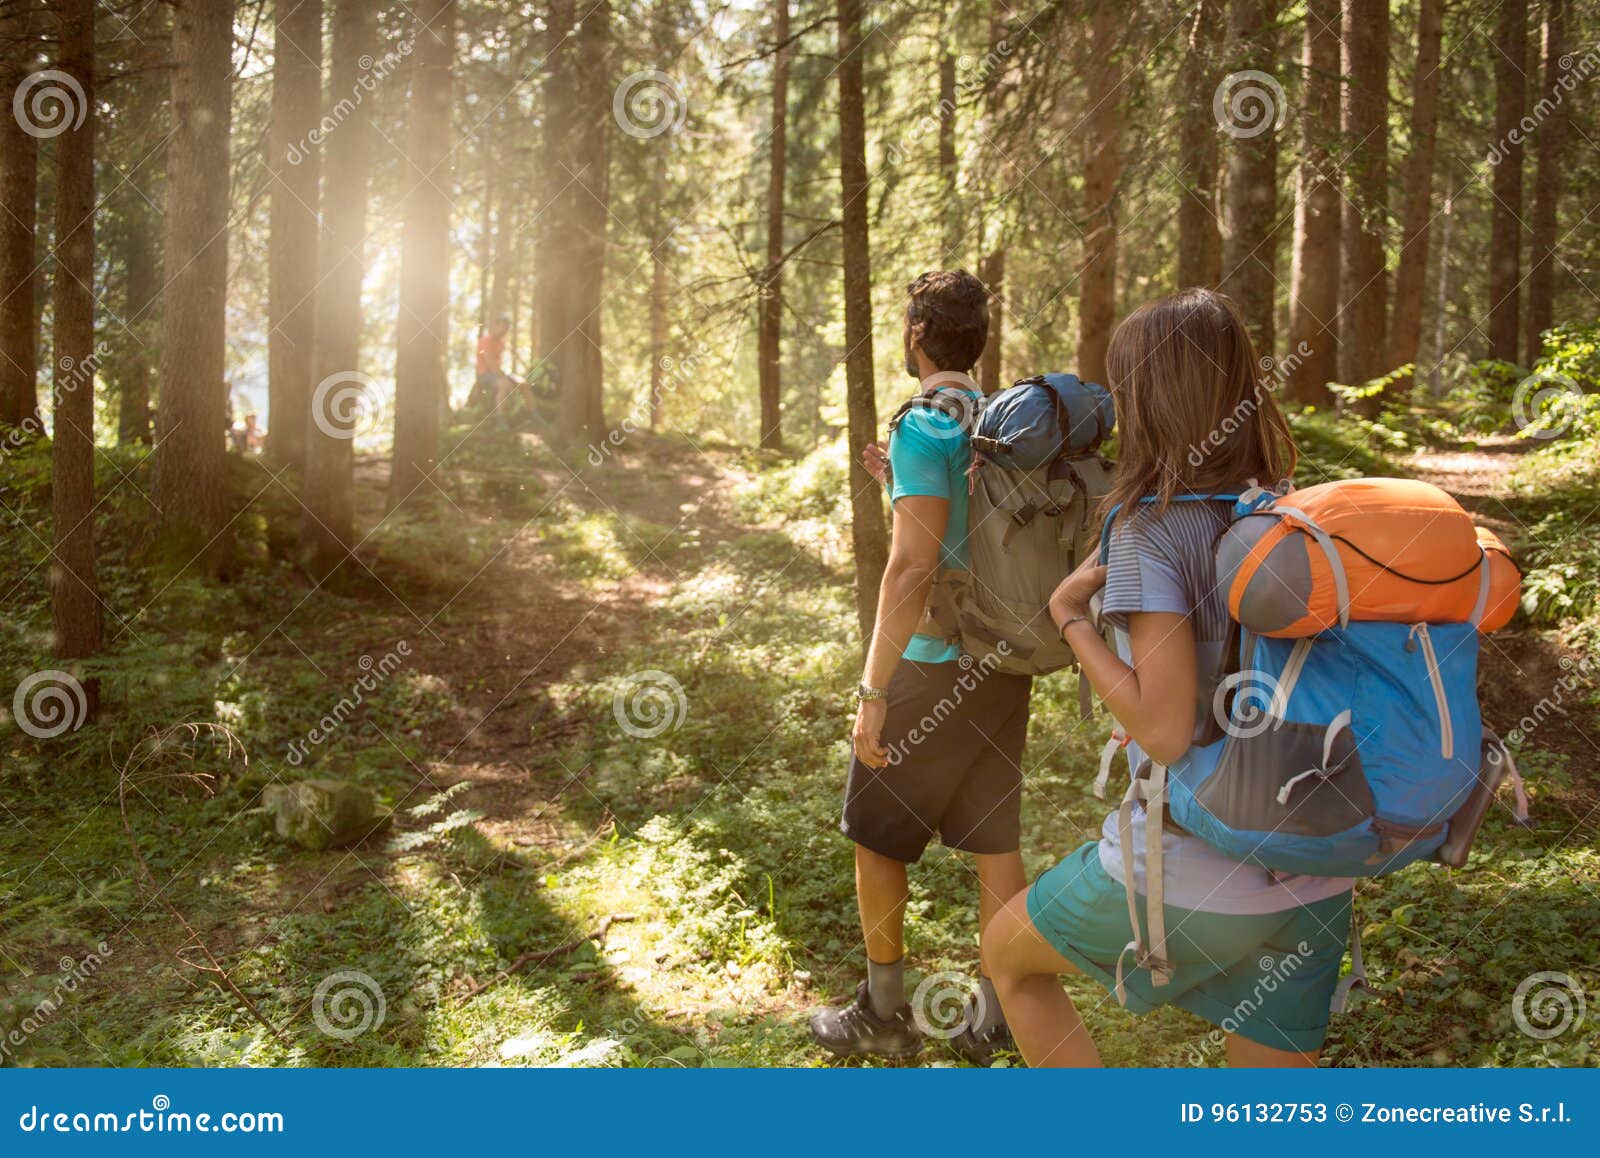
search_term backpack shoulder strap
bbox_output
[887,384,977,436]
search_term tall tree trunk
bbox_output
[1386,0,1444,378]
[1077,5,1120,385]
[1338,0,1389,389]
[301,0,376,577]
[477,149,494,332]
[838,0,886,640]
[938,40,960,258]
[758,0,789,450]
[977,2,1008,393]
[1286,0,1340,404]
[649,228,668,430]
[977,248,1004,390]
[266,0,322,470]
[51,0,101,710]
[1487,0,1527,363]
[0,2,39,431]
[1431,194,1453,390]
[541,0,610,447]
[1525,0,1565,364]
[1219,0,1281,358]
[118,206,157,444]
[387,0,455,510]
[536,1,574,389]
[1176,0,1224,287]
[154,0,233,562]
[574,1,610,440]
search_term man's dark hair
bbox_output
[905,269,990,372]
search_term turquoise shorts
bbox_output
[1026,843,1353,1053]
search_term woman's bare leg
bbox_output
[982,889,1101,1067]
[1225,1035,1320,1067]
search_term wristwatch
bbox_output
[855,682,889,702]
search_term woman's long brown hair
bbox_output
[1102,288,1297,522]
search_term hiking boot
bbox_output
[948,996,1017,1067]
[809,981,924,1059]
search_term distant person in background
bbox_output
[474,315,522,416]
[229,412,263,454]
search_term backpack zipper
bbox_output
[1408,623,1453,759]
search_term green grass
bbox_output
[2,427,1596,1067]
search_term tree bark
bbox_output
[574,2,610,440]
[1176,0,1224,288]
[838,0,886,640]
[540,0,609,447]
[387,0,455,510]
[1286,0,1340,404]
[266,0,322,471]
[1525,0,1565,364]
[758,0,789,450]
[978,249,1004,390]
[154,0,233,562]
[1219,0,1281,358]
[939,38,960,258]
[1338,0,1389,389]
[0,2,39,431]
[977,2,1008,393]
[1077,5,1120,385]
[1386,0,1444,378]
[118,206,157,445]
[51,0,101,708]
[1487,0,1527,363]
[536,0,574,394]
[301,0,376,578]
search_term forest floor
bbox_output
[2,418,1597,1067]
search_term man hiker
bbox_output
[809,269,1031,1064]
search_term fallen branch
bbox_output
[460,913,638,999]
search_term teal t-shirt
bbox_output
[887,392,977,664]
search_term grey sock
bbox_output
[866,957,905,1019]
[974,977,1006,1034]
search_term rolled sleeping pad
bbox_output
[1215,477,1522,637]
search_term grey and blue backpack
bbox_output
[887,372,1116,680]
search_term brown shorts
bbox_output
[840,659,1032,863]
